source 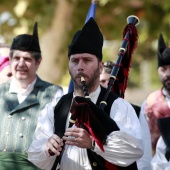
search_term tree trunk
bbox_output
[37,0,77,84]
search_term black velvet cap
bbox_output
[158,33,170,67]
[68,17,103,60]
[10,22,41,52]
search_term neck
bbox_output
[14,77,36,90]
[74,88,84,97]
[165,89,170,96]
[74,84,99,97]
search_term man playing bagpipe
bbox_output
[28,18,143,170]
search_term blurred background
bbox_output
[1,0,170,105]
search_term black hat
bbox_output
[158,33,170,67]
[68,17,103,60]
[10,22,41,52]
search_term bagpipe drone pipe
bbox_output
[101,15,140,103]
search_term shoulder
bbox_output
[108,90,119,99]
[54,92,73,110]
[0,82,10,92]
[58,92,73,101]
[145,90,163,107]
[147,90,162,101]
[100,86,119,102]
[36,77,63,91]
[111,97,135,112]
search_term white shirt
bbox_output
[151,88,170,170]
[151,136,170,170]
[137,101,152,170]
[9,77,37,103]
[163,88,170,108]
[28,86,143,170]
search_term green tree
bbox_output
[0,0,170,91]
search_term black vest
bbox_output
[52,87,138,170]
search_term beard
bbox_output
[163,82,170,91]
[161,76,170,92]
[69,66,100,91]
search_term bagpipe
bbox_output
[101,15,140,102]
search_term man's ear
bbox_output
[99,61,104,74]
[36,57,42,69]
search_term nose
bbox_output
[18,58,25,66]
[77,60,84,72]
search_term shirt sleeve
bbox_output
[94,98,144,167]
[151,136,170,170]
[28,89,63,170]
[136,101,152,170]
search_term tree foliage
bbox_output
[0,0,170,88]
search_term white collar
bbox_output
[73,85,101,104]
[9,77,37,95]
[162,87,170,99]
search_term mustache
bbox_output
[75,73,88,79]
[164,77,170,83]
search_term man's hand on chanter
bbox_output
[63,127,93,149]
[45,134,64,157]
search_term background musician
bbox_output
[141,33,170,155]
[28,18,143,170]
[0,22,63,169]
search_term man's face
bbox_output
[158,64,170,91]
[100,73,110,88]
[10,50,41,83]
[69,53,103,91]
